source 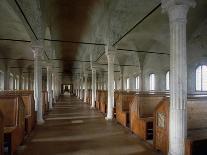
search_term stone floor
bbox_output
[17,95,160,155]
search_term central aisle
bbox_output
[18,95,160,155]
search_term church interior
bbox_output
[0,0,207,155]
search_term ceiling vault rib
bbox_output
[112,3,161,46]
[43,39,105,46]
[0,58,34,61]
[117,48,170,55]
[14,0,38,40]
[0,38,31,43]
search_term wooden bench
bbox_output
[130,92,167,141]
[0,91,36,134]
[153,96,207,155]
[0,95,25,155]
[116,91,136,127]
[96,90,102,109]
[100,91,107,114]
[0,110,3,155]
[86,90,92,105]
[42,91,49,116]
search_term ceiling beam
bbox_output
[117,48,170,55]
[113,3,161,46]
[0,38,31,43]
[43,39,105,46]
[14,0,38,40]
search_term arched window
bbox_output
[126,78,130,90]
[136,76,140,90]
[9,73,14,90]
[0,71,4,90]
[149,74,155,91]
[196,65,207,91]
[166,71,170,90]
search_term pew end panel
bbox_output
[0,111,3,155]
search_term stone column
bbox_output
[32,46,44,124]
[161,0,195,155]
[80,74,83,100]
[84,73,88,102]
[91,68,96,108]
[105,46,115,120]
[47,64,53,110]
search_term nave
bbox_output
[17,95,158,155]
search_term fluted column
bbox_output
[84,73,88,102]
[105,46,115,120]
[47,64,53,110]
[80,74,83,100]
[32,46,44,124]
[91,68,96,108]
[161,0,195,155]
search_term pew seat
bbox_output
[0,111,3,155]
[0,96,25,155]
[154,96,207,155]
[130,93,166,141]
[185,129,207,155]
[116,91,135,127]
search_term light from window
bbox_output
[9,73,14,90]
[136,76,140,90]
[127,78,130,90]
[0,71,4,90]
[149,74,155,91]
[196,65,207,91]
[114,81,116,90]
[166,71,170,90]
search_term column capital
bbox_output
[105,45,115,56]
[161,0,196,23]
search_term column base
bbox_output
[105,116,113,121]
[37,118,45,125]
[90,106,95,109]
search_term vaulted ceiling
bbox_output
[0,0,207,80]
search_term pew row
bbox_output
[100,91,107,114]
[0,110,3,155]
[130,93,167,141]
[153,96,207,155]
[0,96,25,155]
[0,91,36,134]
[116,91,136,127]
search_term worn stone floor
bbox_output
[17,95,160,155]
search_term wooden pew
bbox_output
[42,91,49,116]
[96,90,102,109]
[100,91,107,114]
[116,91,136,127]
[153,96,207,155]
[0,91,36,134]
[0,95,25,155]
[86,90,92,105]
[130,92,167,141]
[0,110,3,155]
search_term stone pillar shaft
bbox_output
[161,1,195,154]
[47,65,53,109]
[33,47,44,124]
[84,74,88,102]
[91,68,96,108]
[105,46,115,120]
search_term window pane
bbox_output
[136,76,139,90]
[127,78,129,89]
[196,66,202,91]
[114,81,116,90]
[166,71,170,90]
[202,65,207,91]
[150,74,155,91]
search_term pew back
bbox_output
[0,110,3,155]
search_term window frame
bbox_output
[149,73,155,91]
